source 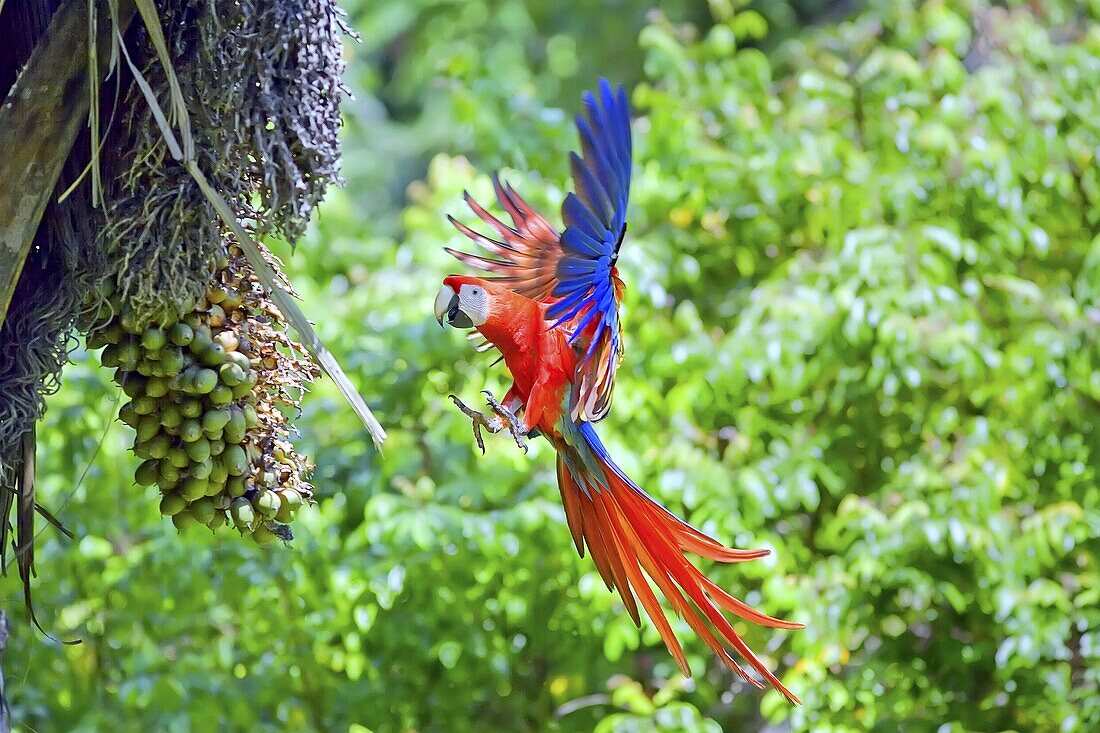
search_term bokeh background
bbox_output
[6,0,1099,730]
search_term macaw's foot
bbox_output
[481,390,529,454]
[448,394,496,454]
[448,392,528,455]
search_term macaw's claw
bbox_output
[448,394,494,454]
[482,390,529,454]
[447,391,529,455]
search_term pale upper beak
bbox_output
[431,283,453,325]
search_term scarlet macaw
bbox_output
[434,79,802,703]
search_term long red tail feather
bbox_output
[557,448,803,704]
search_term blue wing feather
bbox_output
[562,192,609,241]
[569,152,614,221]
[562,227,606,258]
[547,288,592,324]
[548,78,632,421]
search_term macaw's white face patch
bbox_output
[456,284,489,327]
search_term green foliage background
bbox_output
[6,0,1100,730]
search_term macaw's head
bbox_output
[434,275,501,329]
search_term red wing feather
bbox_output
[446,174,564,303]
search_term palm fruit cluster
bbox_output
[83,242,320,545]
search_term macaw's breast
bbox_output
[475,290,576,432]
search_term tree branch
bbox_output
[0,0,137,326]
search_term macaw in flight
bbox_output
[434,79,802,703]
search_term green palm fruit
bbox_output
[202,407,231,434]
[159,461,182,484]
[201,343,227,367]
[184,438,212,463]
[172,510,197,531]
[189,497,216,524]
[179,419,203,442]
[105,244,317,540]
[168,446,190,469]
[180,398,203,418]
[230,498,255,529]
[189,332,214,358]
[180,476,209,502]
[118,402,140,428]
[190,459,214,481]
[122,375,149,400]
[135,460,160,486]
[101,343,122,368]
[123,350,146,374]
[169,322,194,346]
[226,351,250,371]
[223,409,247,444]
[159,493,187,517]
[132,395,158,415]
[160,404,182,429]
[226,477,247,498]
[209,385,234,405]
[193,369,218,395]
[230,380,253,399]
[117,342,142,369]
[142,434,171,460]
[157,473,180,492]
[219,363,245,386]
[145,377,170,398]
[142,327,167,351]
[253,489,280,518]
[137,359,162,378]
[159,347,186,376]
[223,445,249,476]
[206,511,229,531]
[208,460,229,486]
[119,311,143,334]
[136,416,161,443]
[275,490,303,523]
[251,524,276,546]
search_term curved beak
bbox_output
[429,283,455,325]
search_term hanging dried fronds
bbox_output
[99,0,352,331]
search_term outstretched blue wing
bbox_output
[548,78,632,422]
[444,78,632,422]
